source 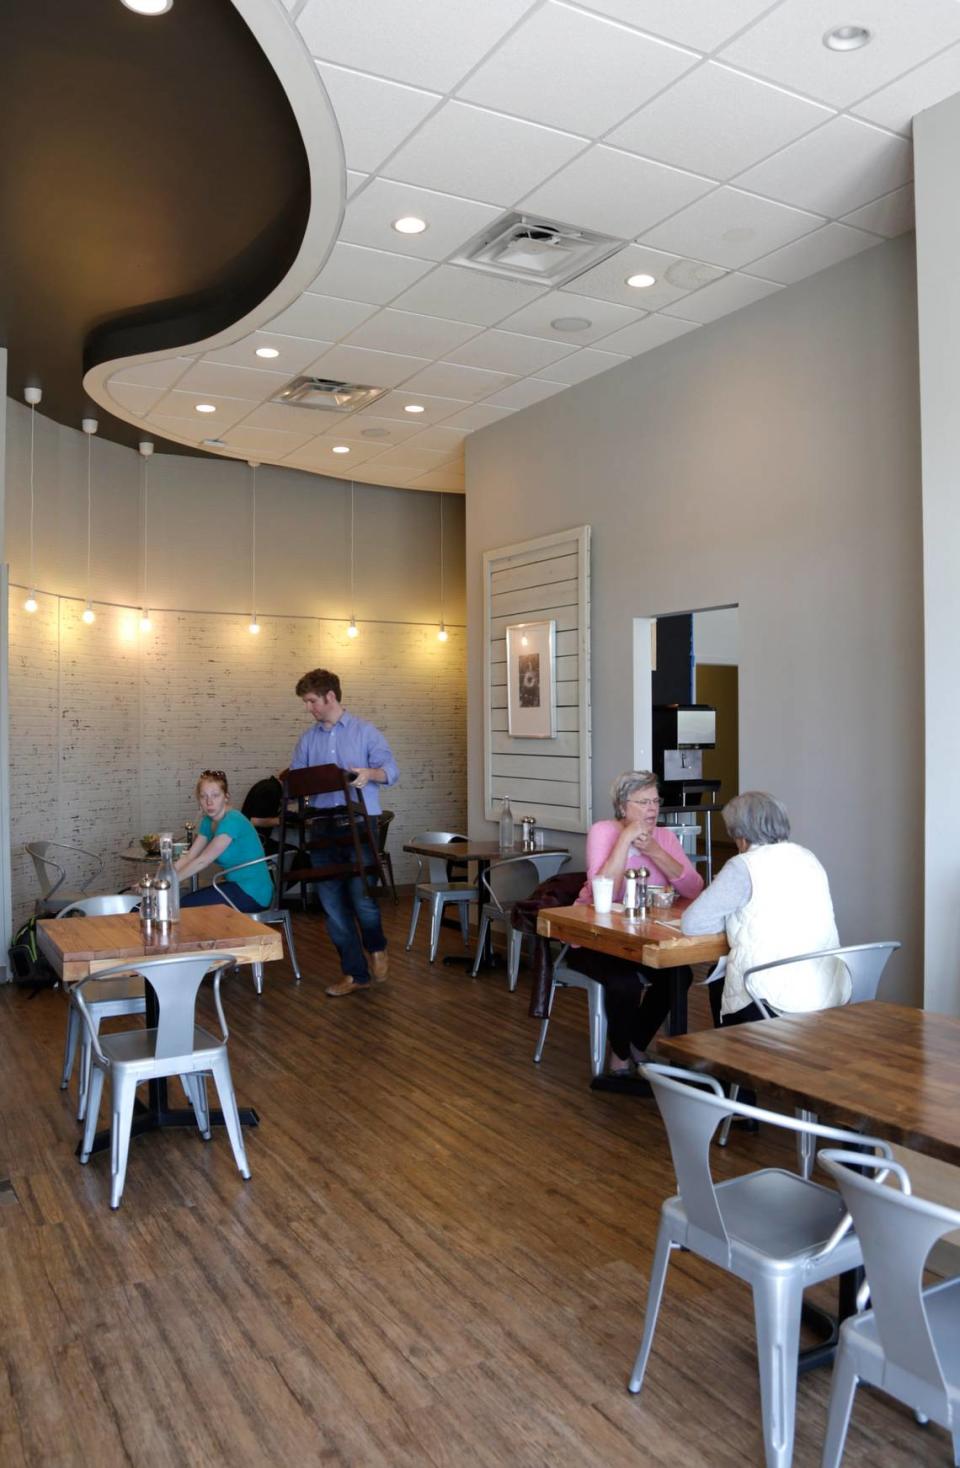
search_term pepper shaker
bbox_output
[637,866,650,913]
[139,875,156,939]
[623,867,640,916]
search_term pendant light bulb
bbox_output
[82,601,96,625]
[437,621,448,642]
[140,610,152,633]
[347,615,359,638]
[24,593,38,614]
[249,617,261,635]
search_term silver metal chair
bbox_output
[818,1149,960,1468]
[57,894,144,1122]
[533,942,609,1079]
[26,840,104,916]
[77,953,251,1209]
[405,831,473,963]
[717,942,901,1170]
[630,1064,891,1468]
[213,852,302,992]
[471,852,568,989]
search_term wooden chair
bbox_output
[277,765,386,903]
[377,809,399,904]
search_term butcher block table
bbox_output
[39,908,282,1154]
[536,901,727,1036]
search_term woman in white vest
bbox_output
[681,790,849,1025]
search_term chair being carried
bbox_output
[213,851,302,991]
[277,764,385,902]
[77,953,250,1209]
[630,1063,892,1468]
[818,1149,960,1468]
[471,851,569,989]
[26,840,104,916]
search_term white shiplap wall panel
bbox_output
[8,594,466,929]
[483,526,591,835]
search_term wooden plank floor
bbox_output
[0,900,944,1466]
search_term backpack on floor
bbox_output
[8,915,58,987]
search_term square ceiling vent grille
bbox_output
[452,212,623,287]
[271,378,388,412]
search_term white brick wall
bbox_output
[9,595,465,928]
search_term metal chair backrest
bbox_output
[75,954,235,1062]
[482,855,553,914]
[743,941,901,1016]
[57,894,141,919]
[413,831,469,885]
[213,853,278,914]
[528,851,569,885]
[819,1149,960,1397]
[643,1064,891,1253]
[26,840,103,902]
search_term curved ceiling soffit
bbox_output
[83,0,344,464]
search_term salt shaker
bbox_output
[623,867,639,916]
[153,877,173,940]
[139,875,156,938]
[520,816,536,850]
[637,866,650,912]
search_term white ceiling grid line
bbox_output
[96,0,960,493]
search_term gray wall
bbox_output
[466,235,923,1003]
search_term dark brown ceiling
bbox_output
[0,0,311,455]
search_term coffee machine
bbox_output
[652,704,718,805]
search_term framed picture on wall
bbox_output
[506,619,557,738]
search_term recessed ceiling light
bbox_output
[121,0,173,13]
[550,316,592,332]
[332,444,350,454]
[823,24,871,51]
[255,346,279,359]
[392,216,428,235]
[626,273,656,289]
[195,403,216,413]
[404,403,426,414]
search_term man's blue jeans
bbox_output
[310,834,386,982]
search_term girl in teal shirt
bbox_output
[176,770,273,911]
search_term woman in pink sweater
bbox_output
[573,770,703,1076]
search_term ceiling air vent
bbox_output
[452,211,623,287]
[271,377,388,412]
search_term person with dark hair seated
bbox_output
[241,770,285,852]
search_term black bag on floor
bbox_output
[8,916,58,988]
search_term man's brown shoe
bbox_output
[325,977,372,997]
[369,949,389,982]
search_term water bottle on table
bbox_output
[499,796,515,852]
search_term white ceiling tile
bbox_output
[284,436,386,469]
[400,361,515,400]
[662,271,782,324]
[459,2,698,136]
[401,424,469,452]
[343,308,481,357]
[609,63,833,180]
[150,391,252,431]
[203,332,327,374]
[381,101,588,207]
[307,242,434,304]
[521,145,713,240]
[315,62,441,173]
[110,356,194,389]
[718,0,960,110]
[221,424,316,456]
[483,377,569,409]
[305,343,430,389]
[389,264,545,326]
[536,347,629,384]
[841,183,915,238]
[440,403,516,431]
[571,0,783,52]
[407,470,465,493]
[266,293,377,342]
[852,43,960,135]
[174,361,288,400]
[364,445,454,474]
[346,170,368,197]
[735,116,913,218]
[497,288,645,344]
[561,242,725,311]
[298,0,540,91]
[640,186,822,268]
[353,390,470,425]
[319,414,426,444]
[148,416,211,445]
[596,312,700,356]
[238,401,352,433]
[744,222,882,285]
[354,465,418,485]
[105,382,165,417]
[339,179,502,260]
[447,328,577,374]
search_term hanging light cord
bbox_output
[142,454,149,609]
[28,402,36,590]
[439,494,445,625]
[251,463,257,617]
[350,481,355,615]
[86,430,93,602]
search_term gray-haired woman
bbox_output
[681,790,847,1025]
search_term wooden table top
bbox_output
[403,839,570,862]
[657,1001,960,1166]
[536,902,728,970]
[38,908,283,984]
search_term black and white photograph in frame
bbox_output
[506,619,557,738]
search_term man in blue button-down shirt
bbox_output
[290,668,399,997]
